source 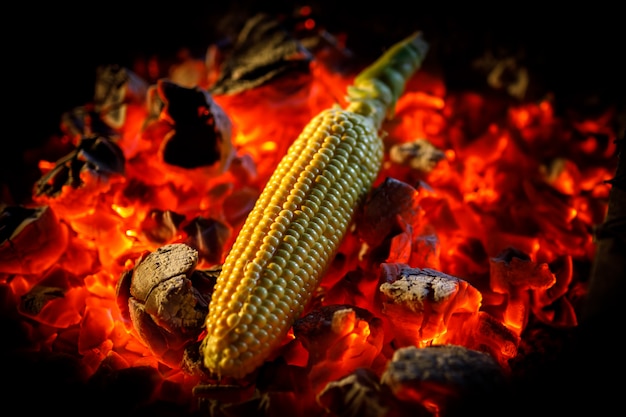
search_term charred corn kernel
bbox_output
[201,32,428,379]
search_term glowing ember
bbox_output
[1,9,620,417]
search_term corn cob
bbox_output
[201,32,429,379]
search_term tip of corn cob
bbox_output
[346,31,429,129]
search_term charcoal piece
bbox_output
[209,13,312,95]
[381,344,508,417]
[140,209,187,244]
[61,105,117,140]
[20,285,65,316]
[0,204,68,275]
[183,216,231,266]
[115,243,219,367]
[355,177,422,248]
[94,64,149,129]
[388,138,446,172]
[316,368,393,417]
[378,263,482,346]
[18,266,78,319]
[157,79,233,170]
[490,247,556,289]
[293,304,383,364]
[34,135,125,197]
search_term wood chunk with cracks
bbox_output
[115,243,219,367]
[379,263,482,347]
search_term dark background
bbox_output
[5,2,625,205]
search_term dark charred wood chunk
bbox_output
[316,368,395,417]
[209,13,312,95]
[183,216,231,266]
[94,64,149,130]
[0,204,68,275]
[293,304,383,364]
[1,205,40,243]
[34,135,125,197]
[61,106,117,139]
[355,177,422,248]
[18,267,76,317]
[381,344,509,417]
[140,209,187,244]
[157,79,233,170]
[490,247,556,289]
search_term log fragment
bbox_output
[0,204,69,276]
[381,344,508,417]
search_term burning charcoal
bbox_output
[157,79,234,172]
[139,209,187,244]
[442,311,520,368]
[115,243,218,367]
[61,106,117,142]
[94,64,149,130]
[540,157,582,196]
[316,368,398,417]
[355,177,422,248]
[209,13,312,95]
[293,305,384,392]
[378,263,482,347]
[183,216,231,266]
[33,135,125,198]
[0,204,69,275]
[489,247,556,332]
[388,138,446,173]
[18,266,85,327]
[381,345,508,417]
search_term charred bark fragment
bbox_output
[156,79,234,170]
[183,216,231,267]
[61,64,148,137]
[209,13,313,95]
[33,135,125,198]
[0,204,68,275]
[381,344,508,417]
[317,368,430,417]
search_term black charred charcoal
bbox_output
[157,79,233,170]
[183,216,231,266]
[209,13,312,95]
[140,209,187,244]
[94,64,149,129]
[34,135,125,197]
[381,345,509,417]
[0,205,39,243]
